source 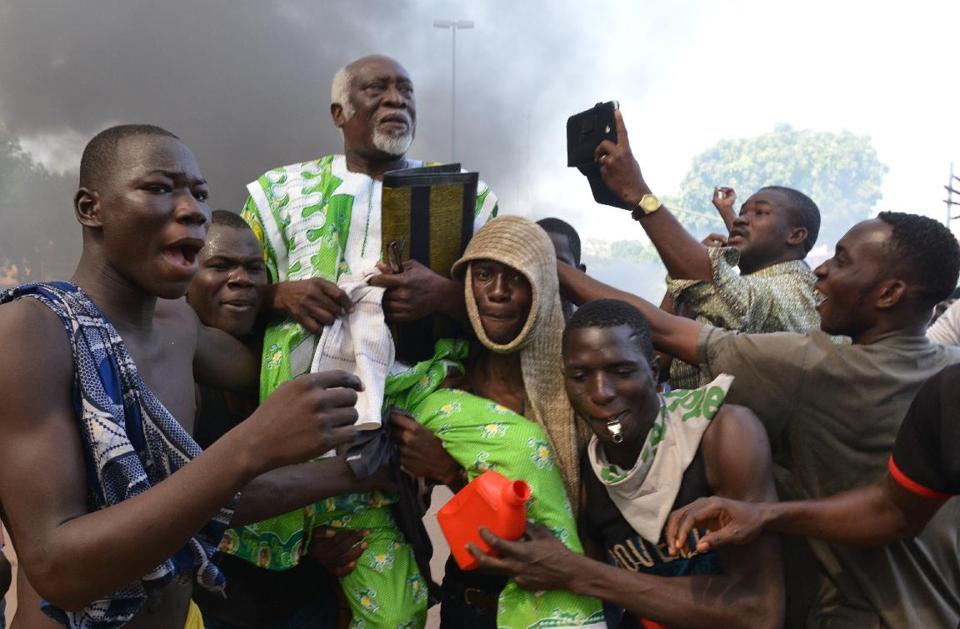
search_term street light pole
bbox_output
[433,18,474,161]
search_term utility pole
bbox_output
[433,19,474,161]
[945,162,960,232]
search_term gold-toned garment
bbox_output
[183,600,204,629]
[666,246,820,389]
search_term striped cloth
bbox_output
[309,272,393,431]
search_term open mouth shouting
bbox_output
[161,237,205,278]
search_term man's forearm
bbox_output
[639,209,714,282]
[27,432,258,611]
[260,283,283,319]
[760,480,929,546]
[567,552,779,629]
[231,456,378,526]
[558,264,703,365]
[597,143,712,281]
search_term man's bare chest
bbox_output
[122,327,198,435]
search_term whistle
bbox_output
[606,418,624,443]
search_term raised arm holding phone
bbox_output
[585,107,823,389]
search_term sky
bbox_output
[1,0,958,296]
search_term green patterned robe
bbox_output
[386,340,606,629]
[230,154,497,627]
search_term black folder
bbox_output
[382,164,479,362]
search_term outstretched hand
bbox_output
[466,523,582,591]
[711,187,738,232]
[369,260,462,322]
[594,109,651,208]
[241,369,363,474]
[665,496,767,556]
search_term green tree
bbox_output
[0,129,78,282]
[676,125,887,242]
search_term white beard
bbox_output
[372,129,413,156]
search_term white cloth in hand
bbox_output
[310,272,395,430]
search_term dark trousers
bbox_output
[439,555,507,629]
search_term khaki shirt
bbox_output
[699,326,960,628]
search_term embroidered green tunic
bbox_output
[228,155,497,628]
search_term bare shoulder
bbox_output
[703,403,767,450]
[0,297,73,384]
[702,403,775,500]
[0,294,65,334]
[0,296,87,545]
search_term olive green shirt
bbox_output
[698,325,960,628]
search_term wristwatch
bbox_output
[631,193,662,220]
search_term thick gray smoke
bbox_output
[0,0,640,208]
[1,0,671,282]
[2,1,957,295]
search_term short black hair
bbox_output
[211,209,252,230]
[537,217,582,265]
[759,186,821,253]
[877,211,960,310]
[563,299,654,365]
[79,124,180,189]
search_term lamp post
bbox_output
[433,18,474,161]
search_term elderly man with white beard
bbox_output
[228,55,498,628]
[242,54,498,343]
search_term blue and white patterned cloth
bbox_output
[0,282,237,629]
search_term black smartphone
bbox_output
[566,101,627,209]
[566,101,618,167]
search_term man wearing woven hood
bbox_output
[387,216,603,628]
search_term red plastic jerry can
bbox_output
[437,470,531,570]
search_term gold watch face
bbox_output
[638,194,661,214]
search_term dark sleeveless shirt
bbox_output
[581,446,721,628]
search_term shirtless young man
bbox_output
[0,125,380,628]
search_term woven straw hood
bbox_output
[452,216,581,511]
